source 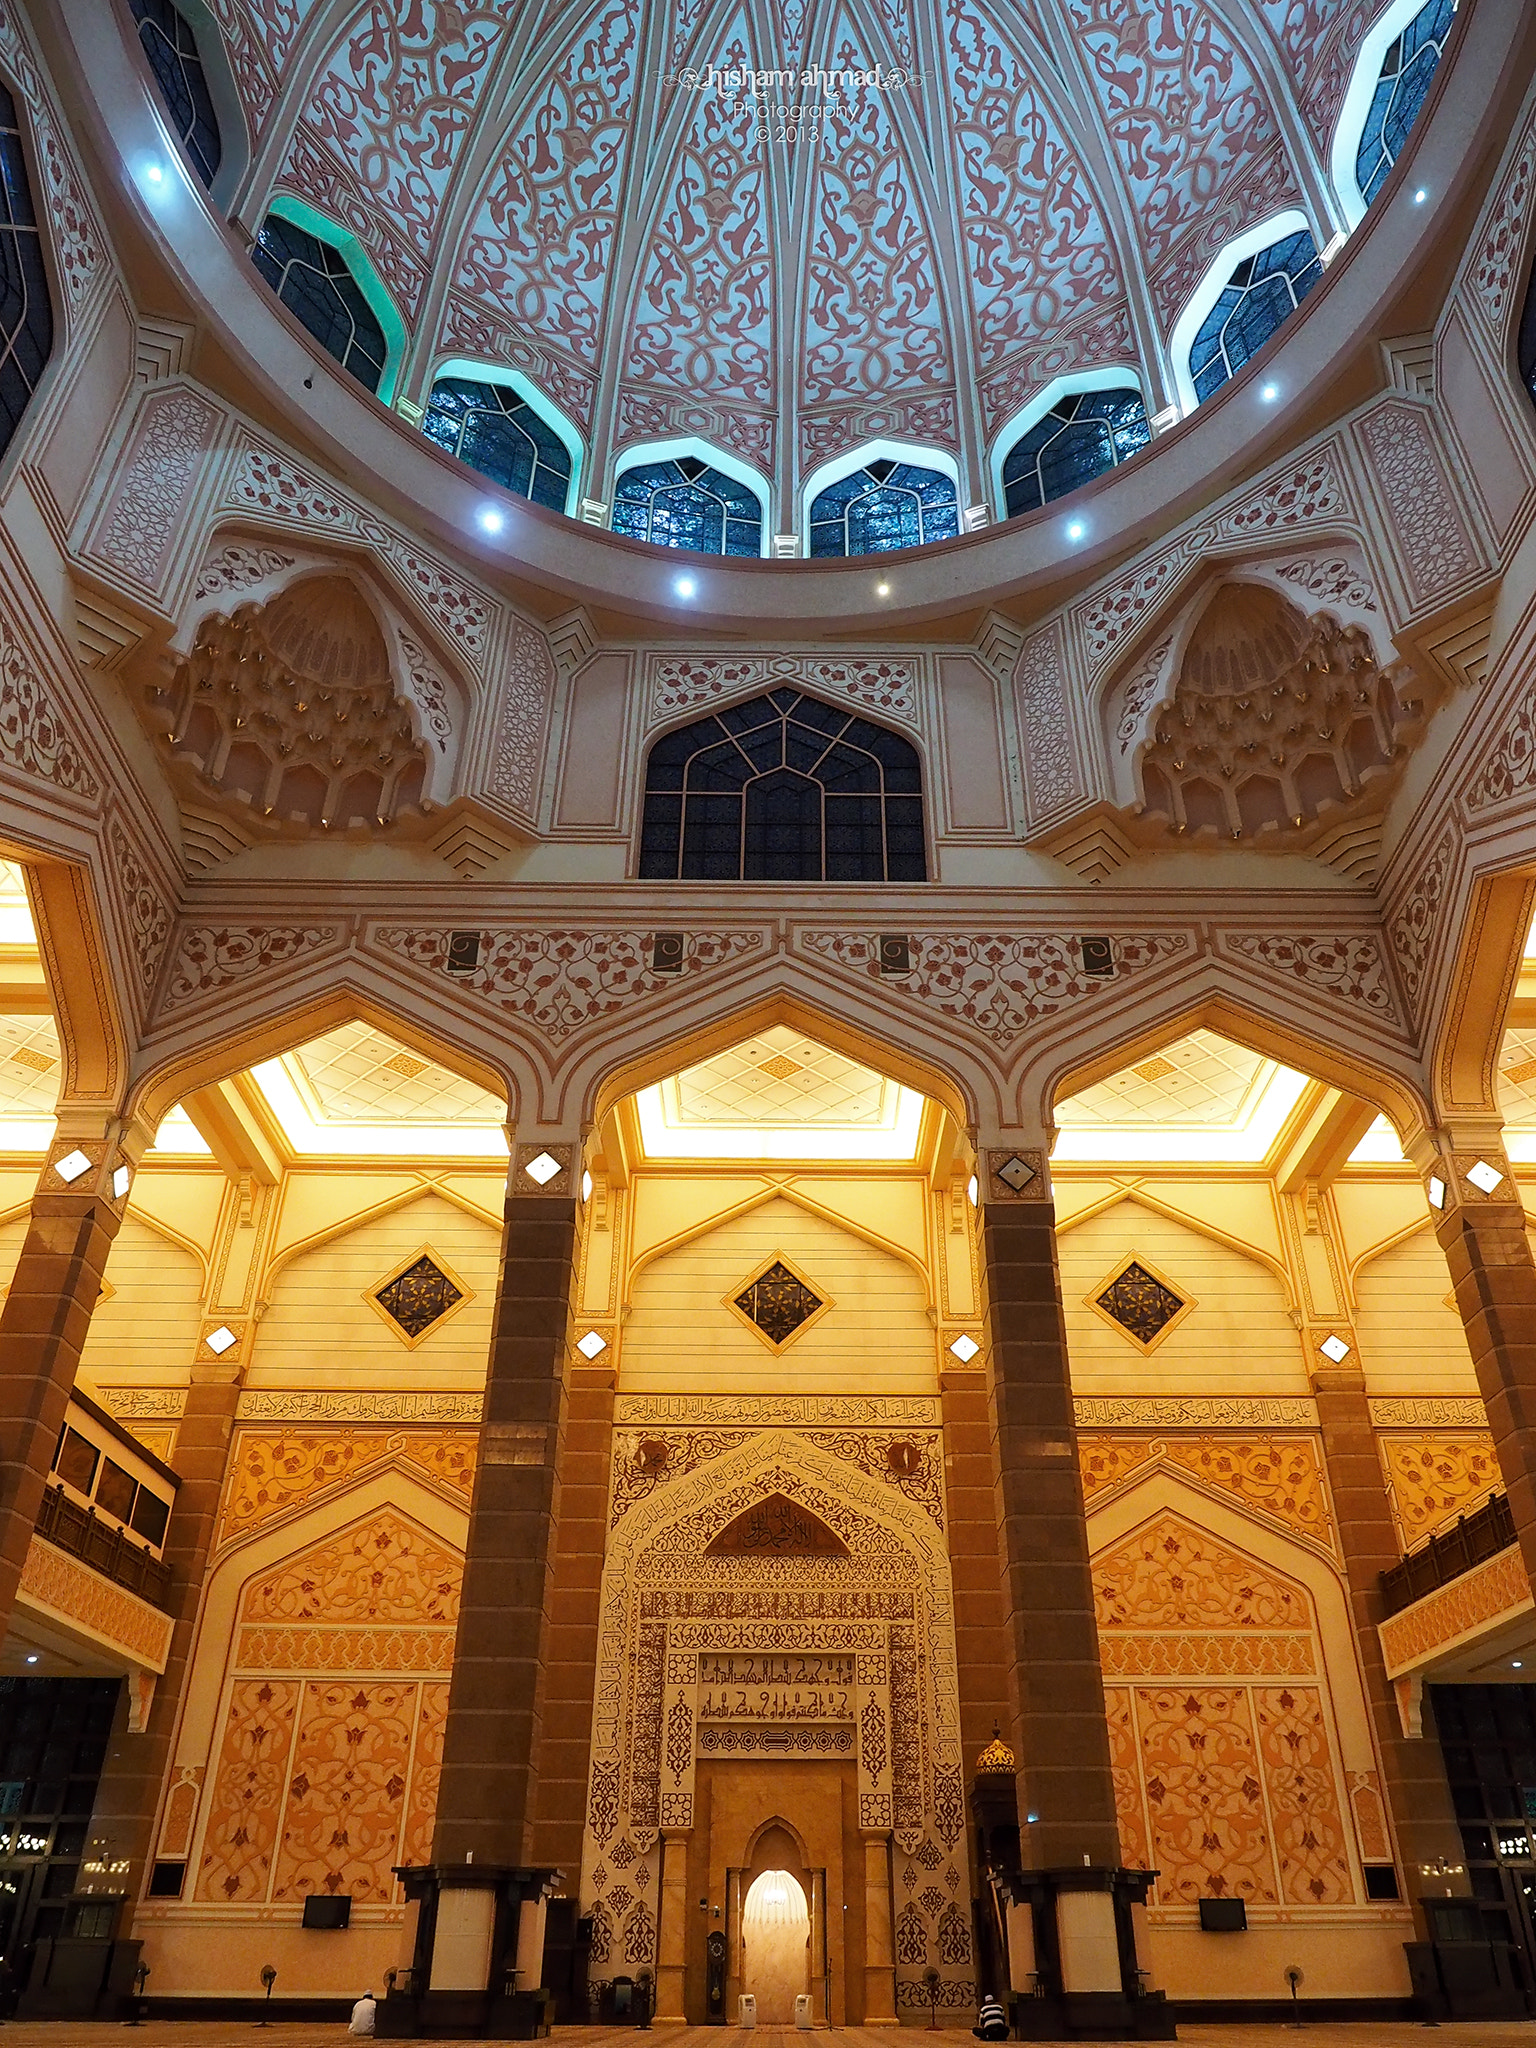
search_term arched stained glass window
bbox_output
[128,0,221,190]
[611,457,762,556]
[1001,388,1150,519]
[1518,254,1536,415]
[1189,231,1322,404]
[0,82,53,463]
[1355,0,1457,208]
[423,377,571,513]
[638,688,926,883]
[808,459,958,556]
[251,214,387,394]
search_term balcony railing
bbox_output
[1380,1491,1516,1617]
[35,1484,173,1610]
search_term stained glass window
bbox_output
[0,83,52,464]
[808,459,958,556]
[128,0,221,190]
[1001,388,1151,519]
[251,214,388,394]
[611,457,762,556]
[375,1256,463,1340]
[1189,231,1322,404]
[423,377,571,513]
[734,1262,823,1345]
[1518,254,1536,414]
[1355,0,1457,208]
[638,687,926,883]
[1096,1261,1186,1346]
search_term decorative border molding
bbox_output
[613,1394,942,1426]
[1379,1542,1529,1677]
[1074,1396,1319,1429]
[234,1390,485,1423]
[1369,1396,1490,1429]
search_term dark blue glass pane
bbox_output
[251,215,386,394]
[1356,0,1457,207]
[0,85,52,462]
[1188,230,1320,402]
[1002,386,1149,521]
[639,689,925,881]
[423,377,570,512]
[809,461,957,555]
[1519,252,1536,412]
[610,457,761,556]
[129,0,221,189]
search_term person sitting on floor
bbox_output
[974,1990,1009,2040]
[348,1988,377,2036]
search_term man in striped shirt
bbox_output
[974,1991,1009,2040]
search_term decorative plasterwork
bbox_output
[365,1244,475,1349]
[1379,1543,1530,1678]
[235,1390,485,1423]
[159,925,342,1017]
[648,654,919,726]
[724,1252,832,1352]
[19,1533,172,1670]
[1080,1434,1336,1558]
[1075,1397,1318,1427]
[1086,1252,1195,1353]
[1367,1397,1489,1429]
[613,1395,941,1427]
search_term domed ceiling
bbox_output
[211,0,1401,495]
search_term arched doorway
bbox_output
[743,1868,811,2022]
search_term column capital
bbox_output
[507,1137,582,1202]
[1404,1130,1520,1219]
[35,1110,154,1219]
[975,1141,1054,1209]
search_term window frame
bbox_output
[989,367,1152,521]
[428,357,584,514]
[635,687,929,884]
[800,438,962,557]
[1329,0,1459,229]
[255,194,405,405]
[609,436,770,557]
[0,69,59,486]
[1169,209,1318,416]
[117,0,249,208]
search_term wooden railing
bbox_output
[1380,1491,1516,1617]
[35,1483,173,1610]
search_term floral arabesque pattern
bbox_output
[241,1512,462,1625]
[196,1678,298,1900]
[1379,1433,1500,1548]
[272,1677,416,1902]
[216,1429,478,1550]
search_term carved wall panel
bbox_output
[1376,1433,1500,1549]
[1079,1434,1336,1557]
[216,1429,479,1550]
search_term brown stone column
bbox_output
[93,1361,244,1919]
[978,1146,1120,1870]
[1423,1140,1536,1594]
[528,1356,614,1878]
[0,1124,140,1636]
[941,1369,1013,1771]
[433,1144,579,1867]
[1311,1363,1469,1926]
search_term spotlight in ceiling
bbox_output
[143,161,165,187]
[1427,1176,1446,1209]
[477,506,505,535]
[205,1324,238,1356]
[1414,188,1428,204]
[1260,382,1280,402]
[24,1655,36,1665]
[875,581,891,597]
[1065,519,1086,542]
[674,573,698,600]
[54,1149,91,1184]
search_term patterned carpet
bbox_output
[0,2026,1530,2047]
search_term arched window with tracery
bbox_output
[0,80,53,463]
[638,688,926,882]
[808,460,958,556]
[128,0,222,189]
[423,377,572,513]
[1001,388,1150,519]
[1518,253,1536,416]
[251,213,389,395]
[1189,230,1322,403]
[611,456,763,557]
[1354,0,1456,208]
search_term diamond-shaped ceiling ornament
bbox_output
[376,1255,464,1340]
[733,1261,824,1346]
[1095,1261,1186,1347]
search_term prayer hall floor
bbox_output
[1,2025,1530,2046]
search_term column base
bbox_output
[378,1864,561,2040]
[1011,1990,1176,2041]
[377,1989,554,2039]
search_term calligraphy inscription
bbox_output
[698,1652,856,1720]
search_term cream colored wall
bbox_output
[1352,1225,1479,1394]
[250,1188,501,1390]
[619,1191,936,1394]
[1057,1195,1306,1394]
[77,1216,205,1379]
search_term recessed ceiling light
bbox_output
[24,1655,36,1665]
[577,1329,608,1358]
[1318,1333,1351,1363]
[1515,1660,1524,1669]
[875,581,890,597]
[143,161,164,186]
[477,506,504,535]
[1414,188,1428,204]
[674,574,697,600]
[1066,519,1086,541]
[205,1324,238,1356]
[1260,382,1279,402]
[523,1150,561,1185]
[1467,1158,1505,1193]
[53,1149,91,1184]
[948,1333,980,1362]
